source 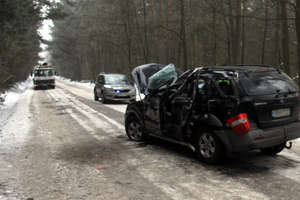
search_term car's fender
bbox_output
[125,102,144,125]
[198,113,223,128]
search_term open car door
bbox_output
[131,63,178,135]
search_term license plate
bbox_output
[271,108,291,118]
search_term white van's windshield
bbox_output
[34,69,54,77]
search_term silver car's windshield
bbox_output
[105,75,129,85]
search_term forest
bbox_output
[1,0,300,89]
[0,0,51,91]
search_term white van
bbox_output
[33,67,55,89]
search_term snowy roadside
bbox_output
[56,76,95,88]
[0,78,33,140]
[0,78,32,108]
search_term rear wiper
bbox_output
[274,89,296,96]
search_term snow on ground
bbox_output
[56,76,95,88]
[0,78,33,145]
[0,78,32,108]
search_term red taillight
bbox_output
[226,113,250,135]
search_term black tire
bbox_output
[261,144,285,156]
[125,116,145,142]
[101,92,107,104]
[94,90,99,101]
[195,132,224,164]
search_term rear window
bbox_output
[239,71,298,96]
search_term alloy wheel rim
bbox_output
[199,133,216,158]
[128,121,142,141]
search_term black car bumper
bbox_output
[216,120,300,153]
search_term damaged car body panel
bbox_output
[125,64,300,164]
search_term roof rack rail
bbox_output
[202,67,237,72]
[237,64,272,67]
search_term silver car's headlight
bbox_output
[104,85,113,89]
[103,85,114,93]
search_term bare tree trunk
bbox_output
[228,0,234,65]
[151,0,159,61]
[296,0,300,85]
[274,1,281,67]
[124,0,133,68]
[232,0,241,65]
[241,0,246,64]
[261,0,269,64]
[280,0,290,74]
[179,0,188,70]
[142,0,149,63]
[162,0,170,64]
[212,4,217,65]
[223,17,231,65]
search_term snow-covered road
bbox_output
[1,78,300,199]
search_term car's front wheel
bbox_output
[125,116,144,141]
[94,90,99,101]
[261,143,285,156]
[196,132,224,164]
[101,92,107,104]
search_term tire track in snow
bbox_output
[52,88,124,132]
[47,89,117,140]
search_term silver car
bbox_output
[94,73,136,103]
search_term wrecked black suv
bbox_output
[125,64,300,164]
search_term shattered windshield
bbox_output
[34,69,54,77]
[105,75,130,85]
[240,71,298,95]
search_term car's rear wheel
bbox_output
[261,143,285,156]
[125,116,144,141]
[94,90,99,101]
[196,132,224,164]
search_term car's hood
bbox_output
[131,63,163,95]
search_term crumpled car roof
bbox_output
[131,63,163,95]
